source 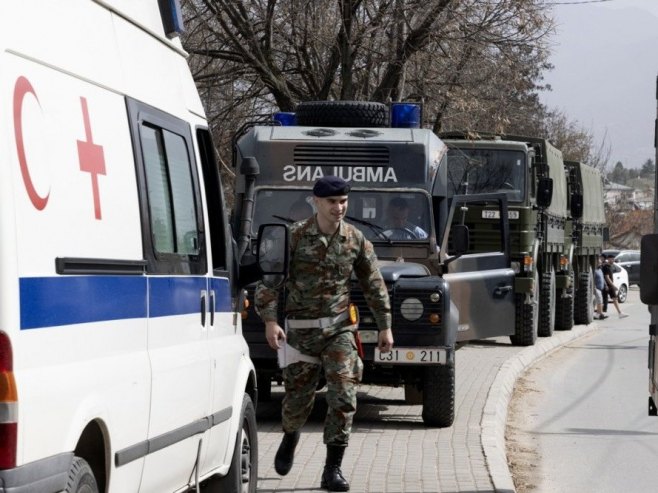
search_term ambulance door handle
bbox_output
[209,290,215,327]
[200,290,207,327]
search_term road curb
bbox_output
[481,323,601,493]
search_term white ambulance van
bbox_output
[0,1,285,492]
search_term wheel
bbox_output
[206,394,258,493]
[65,457,98,493]
[574,267,594,325]
[617,284,628,303]
[538,266,556,337]
[295,101,389,127]
[421,364,455,427]
[510,270,539,346]
[555,270,574,331]
[257,370,272,402]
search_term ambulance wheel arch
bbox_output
[295,101,389,127]
[204,393,258,493]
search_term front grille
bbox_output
[351,283,442,332]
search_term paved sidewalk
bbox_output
[256,323,599,493]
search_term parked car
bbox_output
[611,263,630,303]
[615,250,641,286]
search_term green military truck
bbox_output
[232,102,517,427]
[441,132,571,345]
[564,160,607,327]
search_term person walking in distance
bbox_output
[255,176,394,492]
[599,255,609,313]
[594,259,608,320]
[601,254,628,319]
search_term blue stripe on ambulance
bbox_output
[19,276,231,330]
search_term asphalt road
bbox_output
[506,287,658,493]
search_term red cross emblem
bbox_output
[77,97,106,220]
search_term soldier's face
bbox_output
[314,195,348,224]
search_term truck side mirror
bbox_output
[257,224,289,288]
[536,177,553,208]
[570,193,583,219]
[603,226,610,242]
[640,234,658,304]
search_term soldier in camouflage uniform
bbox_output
[255,176,393,492]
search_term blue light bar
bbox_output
[391,103,421,128]
[273,112,297,126]
[159,0,184,38]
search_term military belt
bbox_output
[286,311,349,329]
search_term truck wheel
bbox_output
[555,270,574,331]
[510,270,539,346]
[295,101,389,127]
[421,364,455,428]
[206,394,258,493]
[574,267,594,325]
[538,266,556,337]
[65,457,98,493]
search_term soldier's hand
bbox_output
[265,321,286,350]
[377,328,394,353]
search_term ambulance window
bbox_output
[142,125,199,256]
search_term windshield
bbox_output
[446,148,526,202]
[252,189,432,242]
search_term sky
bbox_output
[541,0,658,169]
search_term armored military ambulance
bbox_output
[233,101,516,428]
[0,1,286,492]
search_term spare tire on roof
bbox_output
[295,101,389,127]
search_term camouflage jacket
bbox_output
[255,216,391,331]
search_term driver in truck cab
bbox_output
[384,197,428,240]
[254,175,394,492]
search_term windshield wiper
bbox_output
[345,215,392,244]
[272,214,295,224]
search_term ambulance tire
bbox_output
[207,394,258,493]
[538,266,556,337]
[295,101,389,127]
[555,271,574,331]
[510,269,539,346]
[421,364,455,428]
[65,457,98,493]
[574,268,594,325]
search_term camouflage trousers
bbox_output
[282,326,363,446]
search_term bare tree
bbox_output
[181,0,563,183]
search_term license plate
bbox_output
[481,210,519,219]
[374,347,446,365]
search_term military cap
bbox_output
[313,176,351,197]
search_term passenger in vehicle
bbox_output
[383,197,428,240]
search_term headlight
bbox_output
[511,261,521,274]
[430,292,441,303]
[400,298,424,321]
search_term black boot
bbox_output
[274,430,300,476]
[321,445,350,492]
